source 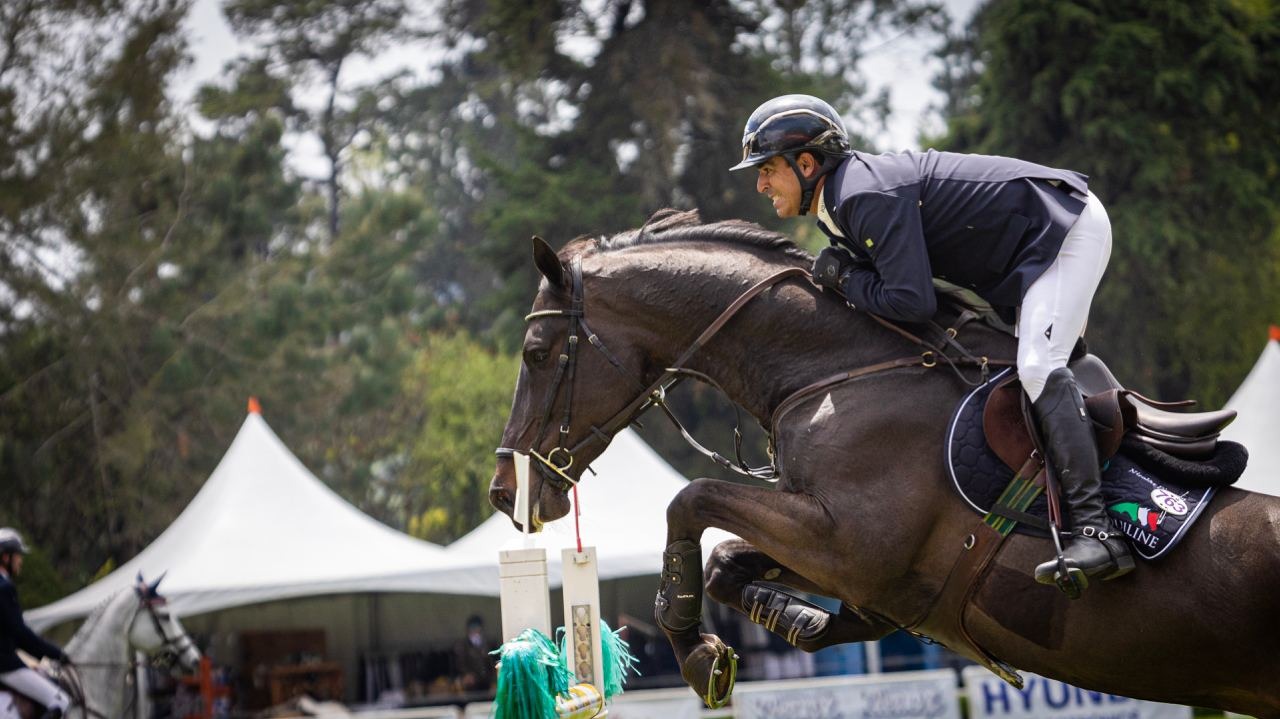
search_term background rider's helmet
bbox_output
[0,528,29,555]
[729,94,853,214]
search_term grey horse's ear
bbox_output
[532,236,565,288]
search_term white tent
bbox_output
[1221,328,1280,496]
[443,428,737,588]
[27,408,483,631]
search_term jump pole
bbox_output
[562,545,605,694]
[499,451,552,640]
[497,452,611,718]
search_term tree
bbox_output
[1,0,219,581]
[223,0,416,240]
[403,332,519,542]
[934,0,1280,405]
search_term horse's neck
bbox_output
[64,593,135,717]
[628,259,910,422]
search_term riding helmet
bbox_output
[730,94,852,171]
[730,94,852,214]
[0,527,28,555]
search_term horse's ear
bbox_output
[148,572,167,597]
[532,236,565,288]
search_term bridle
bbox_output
[495,253,1010,497]
[495,258,806,491]
[139,599,197,664]
[54,597,197,719]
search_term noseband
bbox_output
[142,601,196,663]
[497,259,807,491]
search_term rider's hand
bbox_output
[812,246,855,292]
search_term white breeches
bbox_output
[1017,190,1113,402]
[0,667,69,711]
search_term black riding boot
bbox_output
[38,708,64,719]
[1033,367,1135,590]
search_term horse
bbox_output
[1,574,201,719]
[488,209,1280,717]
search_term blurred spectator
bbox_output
[450,615,495,693]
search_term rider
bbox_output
[0,529,70,718]
[730,94,1134,592]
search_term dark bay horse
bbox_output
[489,209,1280,717]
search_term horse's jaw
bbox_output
[488,462,571,531]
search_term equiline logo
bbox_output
[1110,502,1165,531]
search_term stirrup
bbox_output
[1048,525,1085,599]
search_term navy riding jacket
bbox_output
[0,573,64,672]
[816,149,1089,323]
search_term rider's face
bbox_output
[1,553,19,577]
[756,156,801,217]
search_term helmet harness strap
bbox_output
[784,153,831,217]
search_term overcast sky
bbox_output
[174,0,981,180]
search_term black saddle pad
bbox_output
[946,369,1216,560]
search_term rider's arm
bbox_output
[835,190,937,323]
[0,583,66,662]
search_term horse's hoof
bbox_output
[682,635,738,709]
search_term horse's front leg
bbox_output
[704,539,895,652]
[656,478,882,706]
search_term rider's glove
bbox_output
[812,246,855,293]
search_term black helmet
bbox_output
[730,94,852,214]
[0,528,28,555]
[730,94,851,171]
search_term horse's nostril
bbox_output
[490,486,513,514]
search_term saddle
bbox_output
[983,353,1238,472]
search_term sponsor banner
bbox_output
[608,687,703,719]
[463,690,701,719]
[352,708,461,718]
[963,667,1192,719]
[732,669,960,719]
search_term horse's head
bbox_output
[489,235,658,530]
[130,573,201,672]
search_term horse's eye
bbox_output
[526,348,550,365]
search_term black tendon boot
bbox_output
[1033,368,1135,590]
[38,708,64,719]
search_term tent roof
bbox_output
[28,411,465,630]
[1222,336,1280,496]
[440,429,736,589]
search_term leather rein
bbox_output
[496,259,1011,491]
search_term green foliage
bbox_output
[224,0,415,240]
[936,0,1280,405]
[404,333,519,543]
[13,548,70,609]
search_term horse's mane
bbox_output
[65,586,135,655]
[78,588,126,631]
[572,208,812,263]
